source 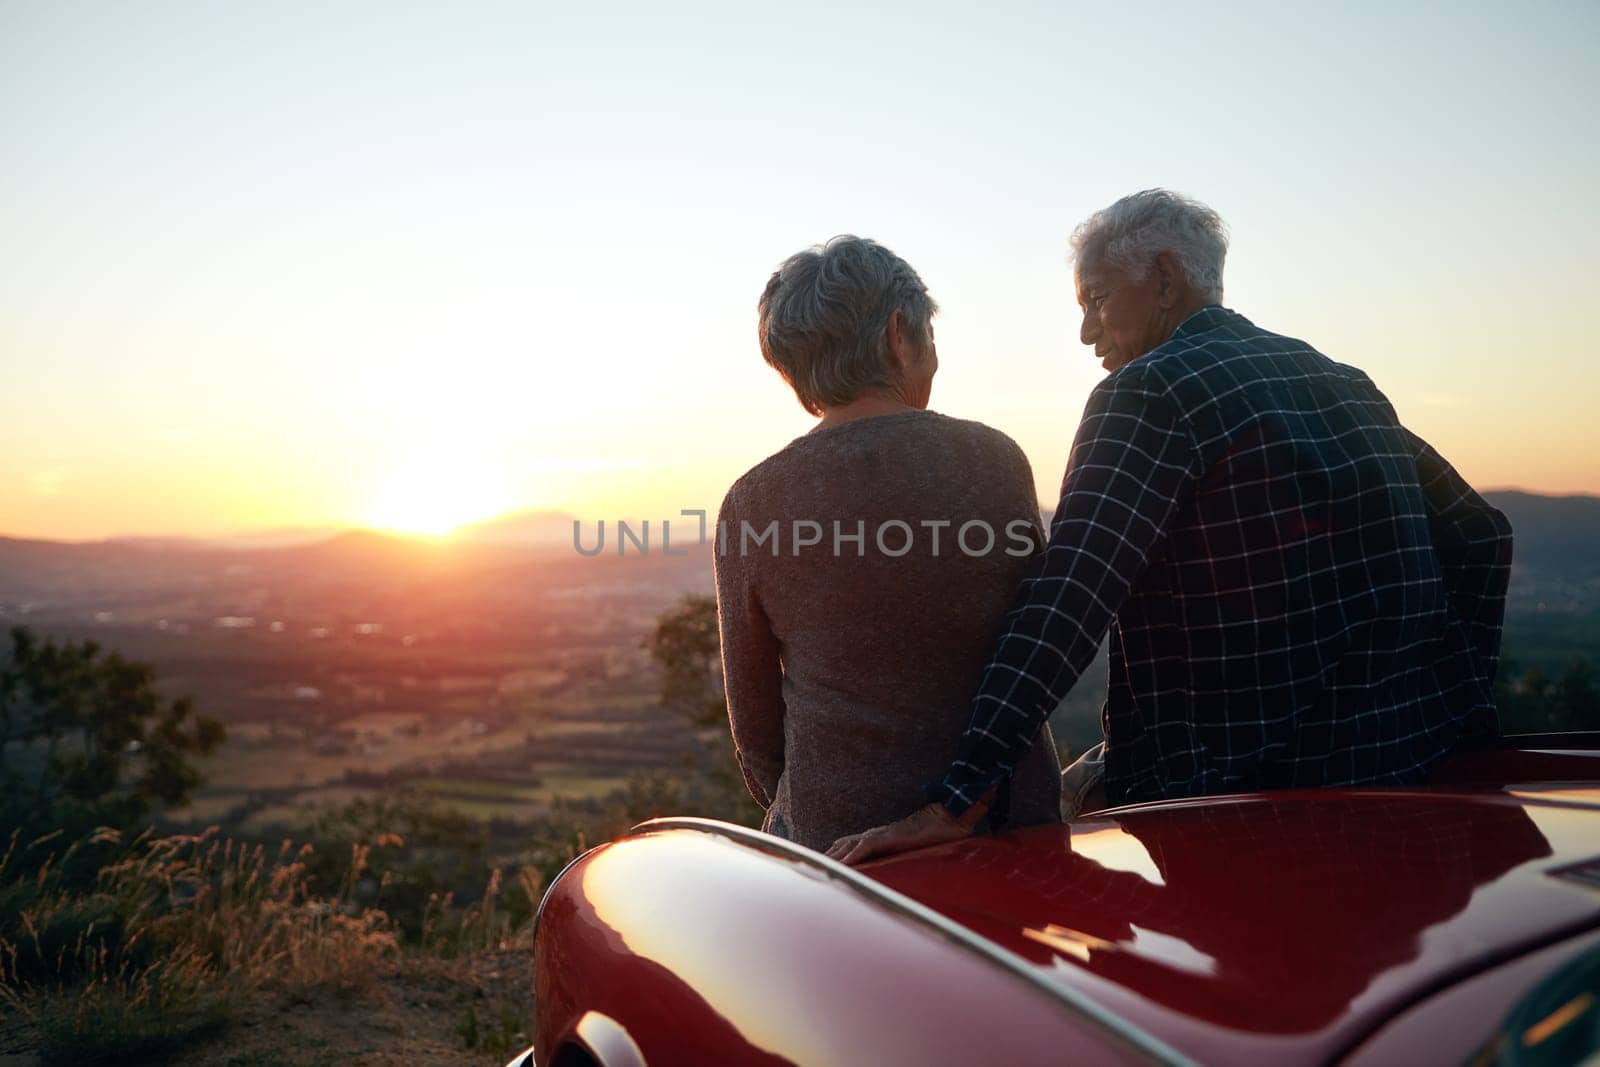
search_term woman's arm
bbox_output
[714,491,786,808]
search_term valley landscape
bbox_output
[3,490,1597,844]
[1,515,713,837]
[2,490,1598,1065]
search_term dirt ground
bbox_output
[0,949,536,1067]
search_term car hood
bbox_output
[864,787,1600,1064]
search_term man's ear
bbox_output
[885,308,914,370]
[1153,251,1186,309]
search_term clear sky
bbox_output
[3,1,1596,541]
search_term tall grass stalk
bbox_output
[0,826,398,1064]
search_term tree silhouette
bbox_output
[1495,654,1600,733]
[645,594,725,728]
[645,595,762,826]
[0,626,225,831]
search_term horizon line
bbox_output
[5,485,1598,547]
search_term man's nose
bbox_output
[1080,313,1099,346]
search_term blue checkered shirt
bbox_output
[930,306,1512,812]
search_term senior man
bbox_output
[828,189,1513,865]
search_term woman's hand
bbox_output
[824,802,983,866]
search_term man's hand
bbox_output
[824,801,984,866]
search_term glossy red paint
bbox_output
[531,742,1600,1066]
[865,788,1600,1064]
[533,830,1154,1066]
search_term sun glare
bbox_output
[366,449,516,538]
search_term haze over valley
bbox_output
[2,490,1594,835]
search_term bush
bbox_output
[0,627,225,838]
[1496,655,1600,733]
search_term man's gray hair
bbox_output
[1070,189,1228,302]
[757,235,938,416]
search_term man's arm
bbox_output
[928,376,1200,815]
[827,375,1199,865]
[1406,429,1514,683]
[714,493,786,808]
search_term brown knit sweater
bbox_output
[714,409,1062,851]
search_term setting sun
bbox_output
[365,447,515,537]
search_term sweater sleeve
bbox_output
[714,488,786,807]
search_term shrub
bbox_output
[0,627,225,837]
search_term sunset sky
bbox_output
[3,1,1596,541]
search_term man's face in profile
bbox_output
[1076,261,1166,374]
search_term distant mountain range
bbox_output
[107,526,348,552]
[452,510,580,547]
[2,492,1595,611]
[1483,491,1600,571]
[95,511,581,553]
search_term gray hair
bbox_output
[757,235,938,416]
[1069,189,1228,302]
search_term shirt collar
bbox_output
[1169,304,1235,341]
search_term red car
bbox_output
[515,735,1600,1066]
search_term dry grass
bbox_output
[420,866,542,960]
[0,826,401,1064]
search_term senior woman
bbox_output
[715,235,1061,851]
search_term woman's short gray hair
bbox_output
[1069,189,1228,302]
[757,235,938,416]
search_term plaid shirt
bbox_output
[929,306,1513,812]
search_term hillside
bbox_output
[1485,491,1600,614]
[1486,491,1600,572]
